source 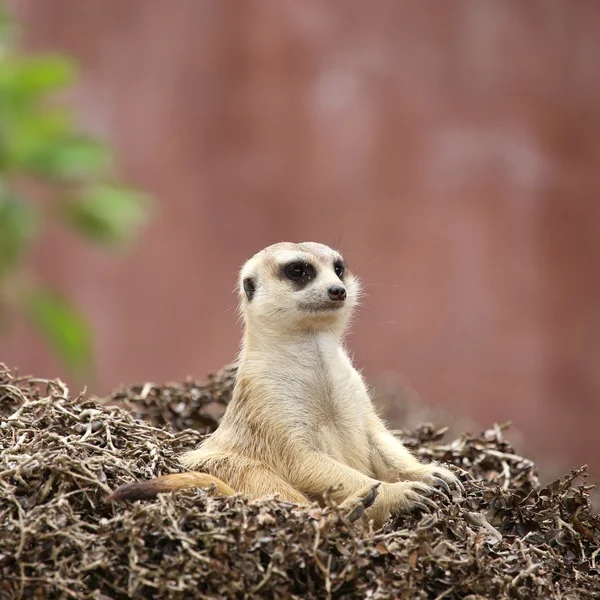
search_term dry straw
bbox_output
[1,365,599,599]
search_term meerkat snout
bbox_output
[328,284,346,301]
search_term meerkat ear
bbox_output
[243,276,257,301]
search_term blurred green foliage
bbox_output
[0,6,153,375]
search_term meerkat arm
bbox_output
[369,428,436,481]
[286,451,380,503]
[366,416,461,490]
[225,462,310,504]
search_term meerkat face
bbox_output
[239,242,360,333]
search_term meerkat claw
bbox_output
[411,500,433,514]
[431,476,452,497]
[419,495,439,511]
[346,503,366,522]
[345,483,381,522]
[454,476,466,494]
[404,490,438,512]
[430,487,451,503]
[362,483,381,509]
[431,466,465,495]
[445,473,465,494]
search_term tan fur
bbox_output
[110,242,461,528]
[109,473,235,502]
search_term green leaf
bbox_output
[25,135,112,180]
[1,55,75,100]
[0,109,71,172]
[25,287,93,373]
[64,184,152,245]
[0,186,36,275]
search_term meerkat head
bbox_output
[238,242,361,335]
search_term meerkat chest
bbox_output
[243,336,374,471]
[305,338,373,471]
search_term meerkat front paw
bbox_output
[364,480,442,528]
[415,462,464,498]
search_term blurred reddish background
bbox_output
[2,1,600,478]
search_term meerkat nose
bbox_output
[328,285,347,301]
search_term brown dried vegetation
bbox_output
[1,365,599,599]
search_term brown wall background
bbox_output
[3,0,600,477]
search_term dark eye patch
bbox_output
[281,261,316,290]
[334,259,345,279]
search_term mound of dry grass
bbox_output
[1,364,599,599]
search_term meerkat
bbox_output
[110,242,462,527]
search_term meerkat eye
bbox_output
[284,261,314,281]
[243,277,256,301]
[334,260,345,279]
